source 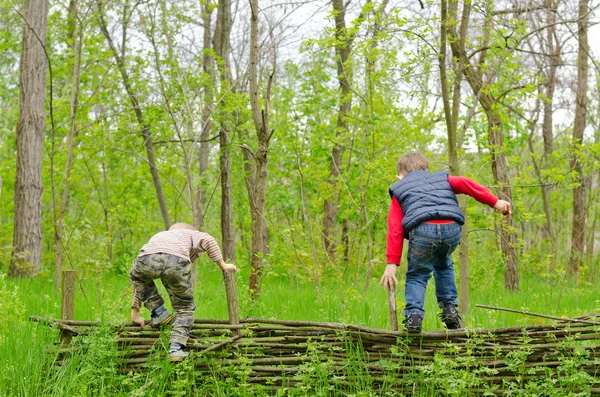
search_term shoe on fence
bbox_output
[403,311,424,333]
[168,349,190,362]
[150,310,174,328]
[440,304,462,330]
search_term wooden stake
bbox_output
[388,286,398,331]
[223,268,240,336]
[60,270,76,347]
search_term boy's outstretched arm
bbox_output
[196,233,237,272]
[448,176,511,215]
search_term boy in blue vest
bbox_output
[380,152,511,332]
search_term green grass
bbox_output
[1,265,599,396]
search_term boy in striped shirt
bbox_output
[129,222,236,361]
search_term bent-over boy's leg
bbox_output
[129,255,165,313]
[161,256,195,347]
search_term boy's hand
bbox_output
[380,264,399,291]
[131,309,145,327]
[494,200,511,215]
[218,260,237,272]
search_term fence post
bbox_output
[388,286,398,331]
[223,268,240,336]
[60,270,76,347]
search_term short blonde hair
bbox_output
[169,222,197,231]
[396,152,430,176]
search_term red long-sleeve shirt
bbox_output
[386,176,499,265]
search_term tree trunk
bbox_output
[488,115,518,290]
[243,144,269,297]
[448,2,518,291]
[542,0,557,157]
[247,0,273,297]
[527,120,555,247]
[10,0,49,277]
[220,131,235,262]
[96,0,171,229]
[197,0,213,229]
[441,0,470,313]
[214,0,235,262]
[539,0,557,242]
[323,0,353,257]
[54,0,82,289]
[569,0,589,276]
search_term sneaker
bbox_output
[168,349,190,362]
[150,310,174,328]
[403,311,424,333]
[440,304,462,330]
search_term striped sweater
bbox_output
[138,229,223,263]
[131,229,223,309]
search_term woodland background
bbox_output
[1,0,600,317]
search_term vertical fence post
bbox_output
[388,286,398,331]
[60,270,76,347]
[223,268,240,336]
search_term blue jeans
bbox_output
[404,222,462,316]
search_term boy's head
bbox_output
[169,222,197,231]
[396,152,430,177]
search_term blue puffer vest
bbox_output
[388,170,465,232]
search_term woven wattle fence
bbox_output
[30,270,600,395]
[30,314,600,395]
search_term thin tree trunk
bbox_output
[54,0,82,289]
[341,218,349,265]
[214,0,235,262]
[247,0,273,297]
[527,120,555,246]
[542,0,557,157]
[488,115,518,290]
[440,0,457,175]
[197,0,213,229]
[539,0,558,242]
[155,1,200,230]
[568,0,589,276]
[101,152,112,262]
[585,175,598,265]
[441,0,470,313]
[220,131,235,262]
[323,0,354,257]
[148,5,200,235]
[10,0,49,277]
[96,0,171,229]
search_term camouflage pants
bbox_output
[129,253,195,346]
